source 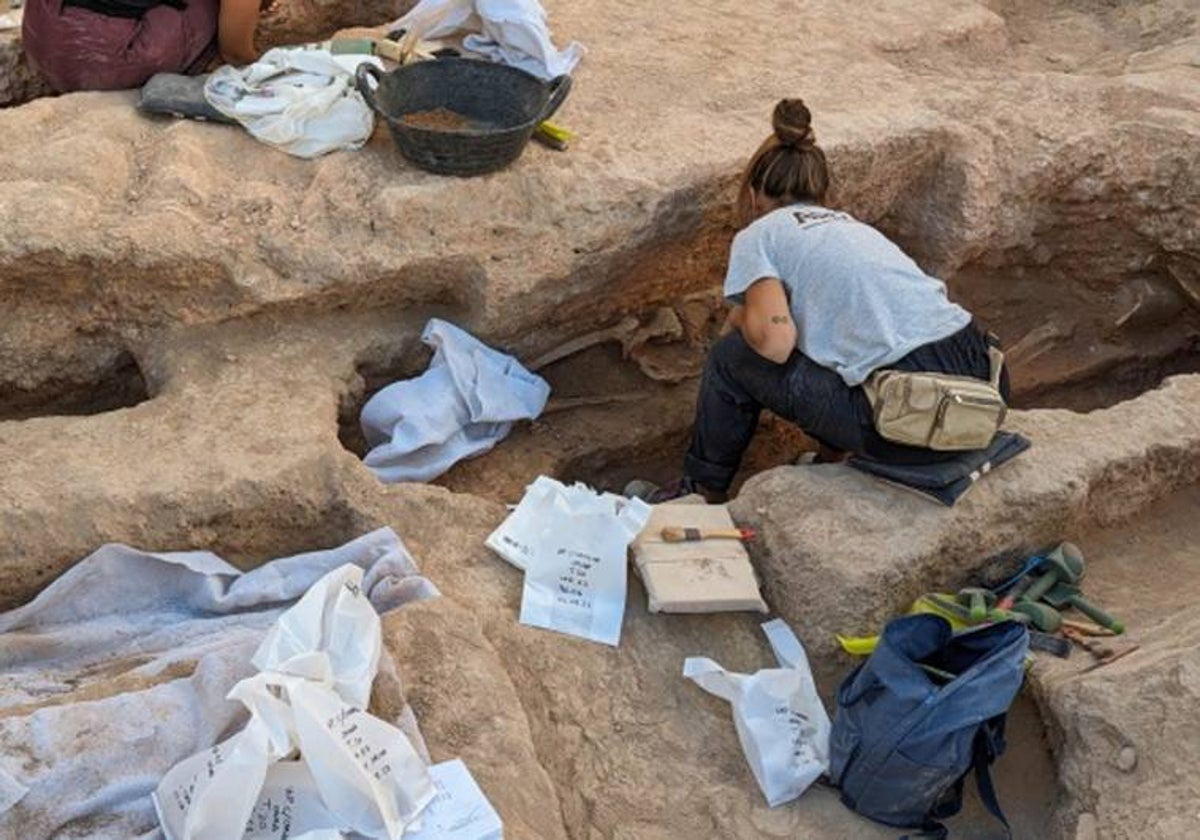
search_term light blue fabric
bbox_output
[724,205,971,386]
[361,319,551,483]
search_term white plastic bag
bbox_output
[205,48,382,158]
[488,477,650,646]
[153,565,436,839]
[683,619,831,807]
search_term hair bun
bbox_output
[773,99,815,148]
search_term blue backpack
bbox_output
[829,614,1029,838]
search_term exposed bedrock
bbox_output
[2,1,1200,839]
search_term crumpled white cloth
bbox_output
[389,0,584,80]
[0,528,439,839]
[361,319,550,484]
[205,48,384,158]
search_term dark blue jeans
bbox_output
[684,323,1008,492]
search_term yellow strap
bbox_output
[836,634,880,656]
[836,593,973,656]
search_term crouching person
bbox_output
[658,99,1008,503]
[22,0,263,92]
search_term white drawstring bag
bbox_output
[683,619,831,807]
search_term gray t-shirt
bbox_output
[723,204,971,386]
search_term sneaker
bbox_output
[624,477,727,505]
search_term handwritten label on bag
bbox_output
[521,533,625,646]
[403,759,503,840]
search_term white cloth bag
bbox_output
[153,565,436,840]
[683,619,831,807]
[487,477,651,646]
[388,0,584,80]
[205,48,382,158]
[361,319,550,484]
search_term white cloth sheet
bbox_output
[205,48,383,158]
[0,529,438,839]
[361,319,550,484]
[389,0,584,80]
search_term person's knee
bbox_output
[706,331,755,378]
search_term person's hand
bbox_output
[219,0,263,67]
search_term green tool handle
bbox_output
[1067,594,1125,634]
[927,595,974,623]
[968,591,987,622]
[1023,570,1060,604]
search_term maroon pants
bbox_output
[22,0,218,92]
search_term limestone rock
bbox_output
[730,375,1200,662]
[0,2,1199,839]
[382,598,569,840]
[0,29,51,107]
[1039,612,1200,839]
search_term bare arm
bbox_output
[219,0,260,65]
[739,278,797,364]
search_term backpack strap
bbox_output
[971,717,1012,838]
[987,346,1005,392]
[899,717,1010,840]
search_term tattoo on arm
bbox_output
[771,315,791,324]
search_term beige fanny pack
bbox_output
[862,347,1007,451]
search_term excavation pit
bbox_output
[2,0,1199,834]
[337,293,1198,505]
[0,348,150,422]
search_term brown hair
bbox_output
[737,99,830,226]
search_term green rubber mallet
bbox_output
[1022,542,1086,604]
[1010,600,1063,633]
[1043,582,1125,634]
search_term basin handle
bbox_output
[537,75,573,123]
[355,63,384,115]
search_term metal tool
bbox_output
[925,594,1012,626]
[996,568,1038,611]
[1061,618,1117,637]
[1028,631,1071,658]
[1062,627,1139,672]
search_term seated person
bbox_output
[657,98,1008,502]
[22,0,263,93]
